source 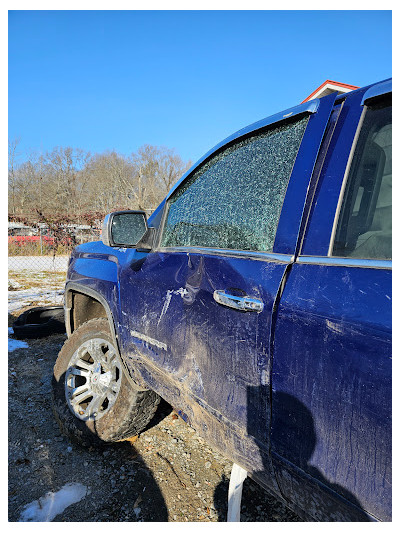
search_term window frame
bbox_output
[164,99,320,204]
[153,100,324,259]
[157,116,309,255]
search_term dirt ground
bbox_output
[8,311,301,522]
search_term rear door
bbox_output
[118,94,336,487]
[271,81,392,521]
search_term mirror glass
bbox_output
[111,213,147,246]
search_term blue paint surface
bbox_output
[64,79,392,521]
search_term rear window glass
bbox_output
[332,102,392,260]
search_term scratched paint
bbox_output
[158,287,188,324]
[130,330,167,351]
[272,263,391,521]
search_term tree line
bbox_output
[8,139,192,225]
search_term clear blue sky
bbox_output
[8,10,392,165]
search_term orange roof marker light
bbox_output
[302,80,360,103]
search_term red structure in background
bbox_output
[8,235,55,246]
[302,80,360,103]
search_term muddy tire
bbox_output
[51,318,160,447]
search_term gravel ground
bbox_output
[8,313,302,523]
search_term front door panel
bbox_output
[119,250,288,486]
[117,93,336,489]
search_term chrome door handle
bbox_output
[213,290,264,313]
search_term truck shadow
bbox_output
[213,388,371,522]
[142,398,173,431]
[111,439,169,521]
[93,399,172,521]
[51,370,170,521]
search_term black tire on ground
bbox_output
[51,318,160,447]
[13,306,66,339]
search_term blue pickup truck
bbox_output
[52,78,392,522]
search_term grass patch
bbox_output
[8,242,73,256]
[8,270,66,301]
[9,271,66,290]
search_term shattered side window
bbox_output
[161,116,309,252]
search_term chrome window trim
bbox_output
[166,100,320,201]
[297,256,391,270]
[156,246,294,263]
[361,79,392,106]
[327,106,367,256]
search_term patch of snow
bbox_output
[8,327,14,335]
[9,338,29,352]
[19,482,88,522]
[8,287,64,313]
[8,279,21,290]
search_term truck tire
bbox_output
[51,318,160,447]
[13,306,66,339]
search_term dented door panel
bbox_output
[118,249,289,487]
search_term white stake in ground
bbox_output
[227,463,248,522]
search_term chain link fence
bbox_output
[8,214,101,312]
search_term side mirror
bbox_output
[101,210,151,249]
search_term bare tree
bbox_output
[130,145,192,211]
[43,147,90,216]
[80,151,135,213]
[8,140,191,220]
[8,138,21,216]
